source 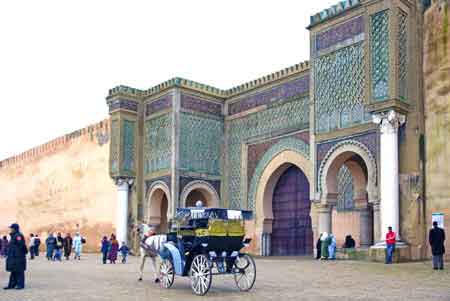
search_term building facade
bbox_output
[1,0,448,260]
[106,0,429,260]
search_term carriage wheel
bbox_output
[189,254,212,296]
[233,254,256,292]
[159,258,175,289]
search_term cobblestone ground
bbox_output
[1,254,450,301]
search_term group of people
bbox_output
[316,232,338,260]
[100,234,129,264]
[44,232,83,261]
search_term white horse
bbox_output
[137,223,167,282]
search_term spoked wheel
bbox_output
[189,254,212,296]
[159,258,175,289]
[233,254,256,292]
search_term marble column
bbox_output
[372,110,405,242]
[372,201,381,244]
[116,178,132,245]
[317,204,332,235]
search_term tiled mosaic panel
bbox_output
[314,42,367,133]
[145,176,171,196]
[145,94,173,117]
[179,112,223,175]
[227,96,309,209]
[179,176,221,199]
[109,99,138,113]
[180,93,222,116]
[371,10,390,101]
[337,164,354,211]
[247,137,310,210]
[398,9,408,101]
[110,119,119,173]
[228,76,309,115]
[247,131,309,186]
[315,16,364,53]
[122,120,136,173]
[144,113,172,175]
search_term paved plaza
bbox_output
[0,254,449,301]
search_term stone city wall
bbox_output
[0,119,116,252]
[424,0,450,260]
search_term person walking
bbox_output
[100,236,110,264]
[429,221,446,270]
[45,233,56,261]
[63,233,73,260]
[328,233,337,260]
[316,234,322,260]
[72,233,83,260]
[54,233,63,261]
[320,232,330,260]
[28,234,35,260]
[118,242,130,264]
[108,234,119,264]
[0,236,8,258]
[34,235,41,257]
[3,223,27,290]
[385,226,396,264]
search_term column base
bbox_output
[369,242,411,263]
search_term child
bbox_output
[118,242,129,264]
[100,236,109,264]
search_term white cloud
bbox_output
[0,0,337,159]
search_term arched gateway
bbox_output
[145,181,171,233]
[250,138,313,256]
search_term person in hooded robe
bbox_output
[328,234,337,260]
[63,233,73,260]
[45,233,56,261]
[316,234,322,259]
[320,232,329,260]
[72,233,83,260]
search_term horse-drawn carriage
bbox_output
[157,207,256,296]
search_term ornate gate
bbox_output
[271,166,312,256]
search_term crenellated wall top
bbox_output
[0,119,110,169]
[106,61,310,101]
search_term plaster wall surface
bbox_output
[0,120,116,252]
[424,0,450,259]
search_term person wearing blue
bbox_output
[119,242,130,264]
[4,223,27,290]
[100,236,110,264]
[328,233,337,260]
[45,233,56,261]
[72,232,83,260]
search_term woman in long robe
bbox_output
[328,234,336,260]
[72,233,83,260]
[108,234,119,264]
[320,232,329,260]
[316,234,322,259]
[63,233,73,260]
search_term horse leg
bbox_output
[138,253,146,281]
[150,255,159,282]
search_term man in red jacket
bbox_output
[385,226,396,264]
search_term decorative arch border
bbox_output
[248,137,310,210]
[180,180,220,208]
[144,180,171,224]
[317,139,378,202]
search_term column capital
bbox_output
[114,176,134,187]
[372,110,406,134]
[315,203,332,213]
